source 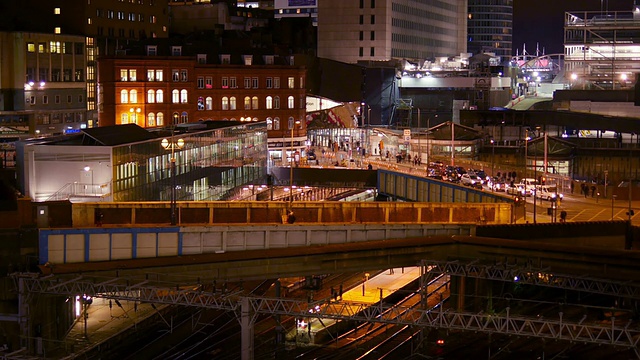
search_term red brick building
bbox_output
[98,55,307,126]
[97,52,308,160]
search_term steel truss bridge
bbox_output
[14,258,640,359]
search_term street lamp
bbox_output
[533,126,541,224]
[83,165,94,194]
[490,138,495,192]
[289,119,301,203]
[161,132,184,225]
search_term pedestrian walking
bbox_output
[560,210,567,223]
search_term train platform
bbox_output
[291,267,423,344]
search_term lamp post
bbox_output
[533,126,541,224]
[490,138,495,192]
[162,131,184,226]
[612,194,617,220]
[289,119,301,203]
[524,129,529,179]
[366,105,371,158]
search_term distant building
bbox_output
[317,0,467,64]
[0,31,90,136]
[467,0,513,64]
[274,0,317,26]
[1,0,171,127]
[564,8,640,89]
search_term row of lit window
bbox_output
[119,112,303,131]
[120,68,300,89]
[121,112,167,127]
[94,9,156,23]
[27,41,84,55]
[121,89,298,109]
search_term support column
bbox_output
[456,276,466,311]
[18,278,30,350]
[240,297,254,360]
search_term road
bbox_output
[522,189,639,225]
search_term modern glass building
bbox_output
[467,0,513,64]
[17,121,268,202]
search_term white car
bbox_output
[535,186,563,201]
[461,174,484,188]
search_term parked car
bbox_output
[461,173,483,188]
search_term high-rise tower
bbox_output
[467,0,513,63]
[318,0,467,64]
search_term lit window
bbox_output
[27,43,35,52]
[266,117,273,130]
[230,96,237,110]
[156,89,163,103]
[54,27,61,34]
[147,90,155,103]
[205,97,212,110]
[222,97,229,110]
[180,89,188,103]
[155,70,163,81]
[121,113,129,124]
[266,96,273,109]
[88,18,92,25]
[157,112,164,126]
[274,117,280,130]
[288,77,295,89]
[129,69,137,81]
[120,90,128,103]
[172,89,179,103]
[54,8,60,14]
[148,113,156,127]
[129,89,137,103]
[244,96,251,110]
[147,69,155,81]
[252,96,259,109]
[120,69,128,81]
[288,96,294,109]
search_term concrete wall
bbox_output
[38,223,474,265]
[68,201,514,227]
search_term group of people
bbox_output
[579,182,598,198]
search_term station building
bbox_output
[15,121,268,203]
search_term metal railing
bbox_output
[46,182,111,202]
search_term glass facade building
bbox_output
[18,122,268,202]
[467,0,513,63]
[112,122,268,201]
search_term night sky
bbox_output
[513,0,635,56]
